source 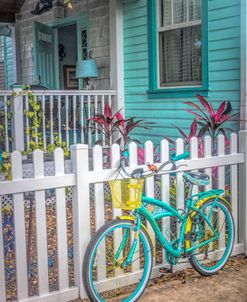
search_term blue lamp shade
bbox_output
[76,60,98,78]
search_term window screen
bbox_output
[159,0,202,87]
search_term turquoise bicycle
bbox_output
[83,152,234,301]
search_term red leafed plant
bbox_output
[184,94,239,140]
[163,95,237,189]
[88,103,124,146]
[164,119,204,156]
[114,111,155,149]
[88,103,154,149]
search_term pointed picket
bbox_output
[230,133,238,244]
[204,136,213,251]
[204,136,212,191]
[11,151,28,300]
[111,144,121,218]
[93,145,106,280]
[128,142,138,167]
[190,137,198,195]
[144,141,156,251]
[128,142,140,270]
[54,148,69,290]
[160,139,170,264]
[33,150,49,295]
[217,134,226,249]
[111,143,123,277]
[176,138,185,214]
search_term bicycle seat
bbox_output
[183,172,210,186]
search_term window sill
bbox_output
[147,86,209,99]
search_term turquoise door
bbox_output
[3,36,14,89]
[32,21,56,89]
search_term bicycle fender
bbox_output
[117,215,155,256]
[184,195,232,249]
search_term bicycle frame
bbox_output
[117,188,230,265]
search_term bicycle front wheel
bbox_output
[188,198,234,275]
[82,219,153,302]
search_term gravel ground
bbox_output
[73,255,247,302]
[141,255,247,302]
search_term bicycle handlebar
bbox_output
[171,151,190,162]
[120,151,190,179]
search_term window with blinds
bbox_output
[158,0,202,87]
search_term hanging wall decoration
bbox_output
[58,44,66,61]
[31,0,53,15]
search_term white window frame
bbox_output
[156,0,202,89]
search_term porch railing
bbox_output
[0,91,13,152]
[0,89,117,152]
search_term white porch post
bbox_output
[11,24,18,84]
[240,0,247,129]
[71,144,91,298]
[109,0,124,114]
[239,130,247,254]
[12,85,25,151]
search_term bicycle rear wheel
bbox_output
[188,198,234,275]
[83,219,153,302]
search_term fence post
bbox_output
[239,130,247,254]
[12,85,24,151]
[71,144,91,298]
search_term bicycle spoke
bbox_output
[189,199,234,273]
[85,221,153,301]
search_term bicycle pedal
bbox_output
[159,267,172,274]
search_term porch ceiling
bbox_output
[0,0,25,23]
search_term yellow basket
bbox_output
[108,178,144,210]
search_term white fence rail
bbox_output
[0,89,117,152]
[0,132,247,302]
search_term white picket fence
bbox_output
[0,132,247,302]
[0,89,117,152]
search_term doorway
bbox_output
[57,24,77,89]
[32,15,89,90]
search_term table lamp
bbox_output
[76,59,98,90]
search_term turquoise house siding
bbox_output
[4,36,14,89]
[123,0,241,143]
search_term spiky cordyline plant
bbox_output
[114,111,155,149]
[88,104,154,149]
[184,94,239,141]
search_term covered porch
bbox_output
[0,0,124,153]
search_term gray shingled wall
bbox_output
[15,0,110,89]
